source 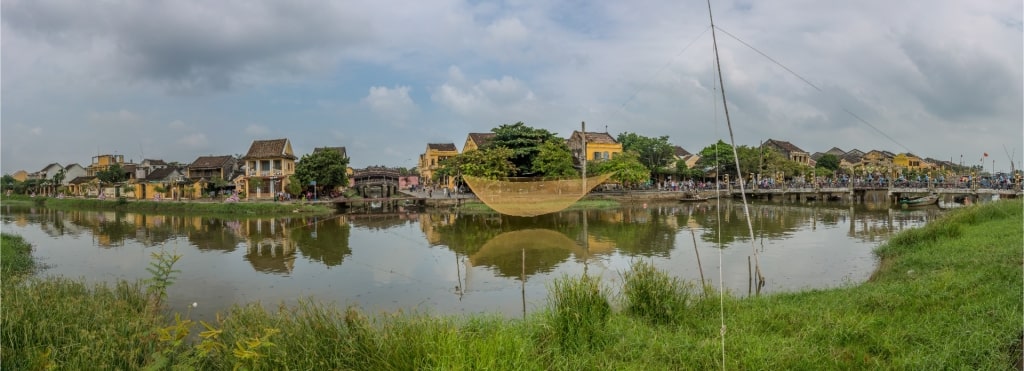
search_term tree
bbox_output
[590,151,650,187]
[815,154,840,171]
[488,122,560,176]
[436,147,517,182]
[531,139,578,178]
[52,168,67,195]
[695,140,737,178]
[617,132,675,175]
[295,150,350,192]
[286,175,304,197]
[96,164,128,197]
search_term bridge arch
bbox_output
[352,167,401,198]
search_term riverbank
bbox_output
[1,194,335,216]
[2,200,1021,369]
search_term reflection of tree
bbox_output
[185,217,244,252]
[94,212,133,247]
[290,216,352,267]
[469,229,578,279]
[685,203,805,245]
[584,207,677,257]
[347,214,414,230]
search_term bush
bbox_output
[544,274,611,350]
[620,260,696,325]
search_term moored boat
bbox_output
[899,194,939,207]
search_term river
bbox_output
[1,201,943,322]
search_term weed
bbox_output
[144,249,182,308]
[621,260,696,325]
[545,274,611,351]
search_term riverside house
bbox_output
[238,139,297,200]
[419,143,458,189]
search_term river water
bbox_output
[2,201,942,322]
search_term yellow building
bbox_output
[893,153,935,172]
[86,154,126,176]
[238,138,297,199]
[419,143,459,188]
[568,131,623,162]
[10,170,28,182]
[462,133,495,153]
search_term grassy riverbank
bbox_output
[2,201,1021,369]
[1,194,334,215]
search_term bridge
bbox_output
[725,181,1020,204]
[351,167,402,198]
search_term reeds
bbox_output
[620,260,697,325]
[544,274,612,351]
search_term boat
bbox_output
[899,194,939,207]
[679,193,710,202]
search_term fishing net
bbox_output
[463,173,614,217]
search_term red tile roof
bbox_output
[242,139,295,160]
[188,155,235,169]
[428,143,458,152]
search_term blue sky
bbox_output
[3,0,1022,173]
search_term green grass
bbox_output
[1,234,35,278]
[2,200,1021,369]
[3,195,334,216]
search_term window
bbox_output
[603,151,610,160]
[274,160,282,170]
[593,151,601,160]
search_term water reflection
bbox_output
[1,201,946,319]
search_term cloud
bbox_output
[177,133,208,148]
[362,85,417,123]
[88,109,143,126]
[244,125,270,136]
[168,120,188,130]
[433,75,536,117]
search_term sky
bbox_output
[3,0,1022,174]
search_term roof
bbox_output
[763,139,806,154]
[467,133,496,146]
[68,176,96,185]
[571,131,618,144]
[242,139,296,160]
[825,147,846,156]
[65,163,85,170]
[39,163,63,172]
[146,167,180,181]
[189,155,235,169]
[313,146,348,158]
[142,159,168,166]
[673,146,692,157]
[427,143,458,152]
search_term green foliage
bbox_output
[436,147,517,181]
[286,175,304,197]
[295,149,350,190]
[695,140,736,177]
[531,139,579,177]
[144,249,182,306]
[545,274,611,351]
[96,163,128,185]
[590,151,650,186]
[816,153,841,171]
[617,132,675,174]
[488,122,560,176]
[621,260,696,325]
[1,234,35,278]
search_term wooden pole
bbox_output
[691,228,706,296]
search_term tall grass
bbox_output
[1,234,35,277]
[543,274,612,351]
[621,260,697,325]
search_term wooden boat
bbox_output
[899,194,939,207]
[679,193,710,202]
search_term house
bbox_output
[762,139,812,166]
[418,143,458,188]
[134,159,169,180]
[62,164,88,186]
[567,131,622,164]
[187,155,238,182]
[462,133,495,153]
[67,176,98,197]
[238,138,297,199]
[10,170,28,182]
[133,167,188,200]
[893,153,936,172]
[86,154,126,176]
[671,146,701,170]
[28,163,64,181]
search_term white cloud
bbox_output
[244,125,270,136]
[177,133,208,147]
[88,109,142,127]
[168,120,188,130]
[362,85,417,123]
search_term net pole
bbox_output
[581,121,587,193]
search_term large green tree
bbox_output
[96,164,128,196]
[815,153,840,171]
[295,150,350,191]
[488,122,560,176]
[590,150,650,187]
[531,139,578,178]
[616,132,675,175]
[436,147,517,182]
[695,140,737,178]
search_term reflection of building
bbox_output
[245,238,296,274]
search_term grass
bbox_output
[1,200,1021,369]
[1,194,334,216]
[1,234,35,278]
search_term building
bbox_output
[462,133,495,153]
[762,139,812,166]
[187,155,238,181]
[312,146,349,159]
[62,164,88,187]
[893,153,936,172]
[671,146,701,170]
[238,138,297,199]
[567,131,622,164]
[85,154,126,176]
[419,143,459,188]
